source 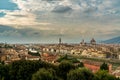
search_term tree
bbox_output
[9,60,39,80]
[0,64,9,80]
[0,64,5,80]
[8,60,57,80]
[58,61,75,80]
[67,68,94,80]
[77,62,84,68]
[32,68,57,80]
[100,62,109,71]
[94,70,116,80]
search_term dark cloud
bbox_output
[41,0,62,2]
[0,12,6,17]
[83,7,98,14]
[11,14,27,17]
[52,5,72,13]
[0,25,15,32]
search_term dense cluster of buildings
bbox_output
[0,38,120,77]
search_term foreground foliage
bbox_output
[0,60,119,80]
[67,68,94,80]
[32,68,57,80]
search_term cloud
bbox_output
[3,0,120,21]
[0,12,6,17]
[0,0,120,43]
[52,5,72,13]
[0,10,52,29]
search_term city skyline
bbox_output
[0,0,120,43]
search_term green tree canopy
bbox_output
[58,60,75,80]
[8,60,57,80]
[0,64,9,80]
[77,62,84,68]
[94,70,116,80]
[32,68,57,80]
[100,62,109,71]
[67,68,94,80]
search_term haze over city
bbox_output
[0,0,120,43]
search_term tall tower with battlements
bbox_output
[59,38,61,53]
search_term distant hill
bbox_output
[102,36,120,44]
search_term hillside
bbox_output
[102,36,120,44]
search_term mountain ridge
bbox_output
[102,36,120,44]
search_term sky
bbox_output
[0,0,120,43]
